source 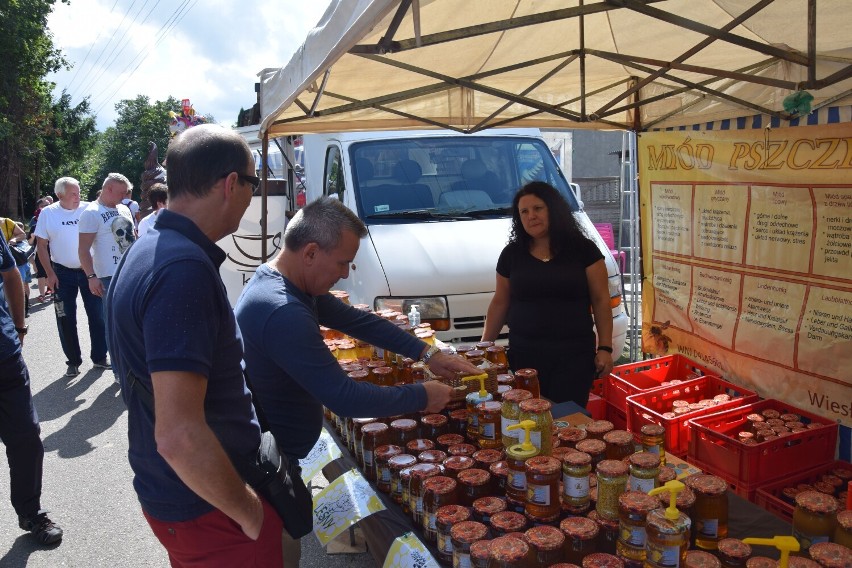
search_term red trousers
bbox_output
[144,498,284,567]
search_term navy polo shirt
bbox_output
[107,210,261,521]
[0,233,21,361]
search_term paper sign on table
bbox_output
[383,532,440,568]
[299,428,342,483]
[313,469,385,546]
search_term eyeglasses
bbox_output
[222,172,261,195]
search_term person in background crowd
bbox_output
[120,186,140,231]
[136,183,167,239]
[0,219,31,316]
[34,177,108,378]
[107,124,283,567]
[234,197,477,562]
[481,181,614,406]
[29,199,50,302]
[0,232,63,545]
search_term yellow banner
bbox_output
[383,532,440,568]
[299,428,342,484]
[638,123,852,426]
[312,469,385,546]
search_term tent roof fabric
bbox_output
[259,0,852,137]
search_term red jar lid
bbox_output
[603,429,634,446]
[619,491,661,515]
[525,456,561,475]
[550,565,583,568]
[497,373,514,385]
[718,539,753,560]
[794,490,839,514]
[353,417,377,426]
[374,444,403,460]
[390,418,418,431]
[576,439,607,455]
[421,413,448,426]
[388,454,417,470]
[406,439,434,453]
[685,550,722,568]
[786,557,820,568]
[348,370,369,380]
[812,480,835,495]
[761,408,781,419]
[502,389,533,403]
[581,552,625,568]
[560,516,599,540]
[448,443,477,457]
[746,557,778,568]
[586,420,615,436]
[490,460,509,477]
[519,398,552,413]
[473,449,504,465]
[478,401,502,414]
[449,520,489,544]
[686,474,728,496]
[552,446,579,462]
[837,509,852,530]
[489,535,530,562]
[514,368,538,379]
[832,468,852,481]
[640,423,665,437]
[564,451,593,467]
[448,409,468,421]
[469,540,491,561]
[596,459,628,478]
[628,451,661,469]
[657,465,677,484]
[525,525,565,551]
[437,433,465,446]
[418,449,447,464]
[779,413,801,422]
[490,510,527,532]
[558,426,588,444]
[436,504,471,525]
[361,422,388,435]
[473,496,507,515]
[422,475,457,495]
[587,509,620,530]
[656,485,696,509]
[822,474,844,489]
[457,468,491,487]
[443,455,475,472]
[409,462,441,479]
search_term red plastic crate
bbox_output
[688,399,838,489]
[591,377,605,397]
[604,355,713,414]
[754,460,852,522]
[586,393,606,420]
[625,376,758,457]
[605,401,627,431]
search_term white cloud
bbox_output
[47,0,332,130]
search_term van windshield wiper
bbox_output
[366,209,474,220]
[458,206,512,218]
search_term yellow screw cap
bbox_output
[506,420,539,458]
[648,479,685,521]
[462,373,489,398]
[742,536,799,568]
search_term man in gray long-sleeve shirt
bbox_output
[235,197,479,562]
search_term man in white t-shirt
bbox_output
[120,187,140,229]
[79,173,136,355]
[136,183,167,239]
[34,177,109,377]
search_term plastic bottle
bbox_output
[408,304,421,327]
[463,374,493,442]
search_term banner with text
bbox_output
[638,123,852,427]
[383,533,440,568]
[299,428,342,484]
[312,469,386,546]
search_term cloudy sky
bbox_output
[46,0,332,131]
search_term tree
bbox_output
[40,89,98,196]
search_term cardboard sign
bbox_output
[299,428,342,483]
[383,532,440,568]
[312,469,385,546]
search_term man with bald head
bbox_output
[106,124,282,567]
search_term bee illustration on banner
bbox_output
[644,320,673,355]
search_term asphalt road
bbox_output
[0,283,376,567]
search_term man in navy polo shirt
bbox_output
[0,233,63,545]
[106,124,283,567]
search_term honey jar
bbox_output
[388,454,417,504]
[406,438,435,455]
[491,460,510,496]
[526,525,565,567]
[792,490,838,555]
[505,422,540,509]
[576,439,608,469]
[449,409,469,437]
[638,423,666,465]
[473,496,508,526]
[443,455,475,479]
[449,443,478,457]
[400,467,414,514]
[473,448,504,472]
[450,520,490,568]
[464,374,494,441]
[525,456,562,523]
[478,401,504,449]
[686,550,722,568]
[489,535,532,568]
[436,504,472,564]
[585,420,615,441]
[360,422,389,479]
[491,510,528,537]
[422,475,458,541]
[419,449,447,465]
[372,365,395,387]
[717,538,752,568]
[603,430,636,461]
[563,451,593,514]
[787,556,820,568]
[745,558,777,568]
[808,542,852,568]
[498,373,516,388]
[615,491,660,564]
[686,474,728,550]
[438,433,466,452]
[560,516,599,565]
[351,417,376,465]
[374,444,403,492]
[408,462,442,526]
[470,540,493,568]
[518,399,553,456]
[421,413,449,440]
[502,389,534,448]
[588,510,620,555]
[457,468,492,507]
[390,418,419,447]
[596,460,629,521]
[487,345,509,367]
[627,452,661,493]
[558,426,588,449]
[834,510,852,549]
[514,368,541,399]
[645,482,691,568]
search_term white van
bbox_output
[303,128,628,352]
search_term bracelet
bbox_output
[87,273,97,279]
[421,345,441,363]
[597,346,613,353]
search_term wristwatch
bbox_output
[421,345,441,363]
[597,345,613,353]
[15,325,28,335]
[87,273,97,279]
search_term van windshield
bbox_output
[349,136,579,223]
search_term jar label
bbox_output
[644,444,661,455]
[415,496,424,514]
[438,531,452,554]
[696,518,718,538]
[530,430,542,451]
[509,470,527,490]
[363,450,374,467]
[792,529,830,551]
[502,416,519,438]
[629,475,655,493]
[427,512,437,530]
[470,414,479,427]
[380,466,391,483]
[391,478,400,495]
[527,482,551,505]
[563,473,590,498]
[481,422,496,440]
[454,551,471,568]
[620,525,648,547]
[647,541,681,567]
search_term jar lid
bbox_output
[837,509,852,530]
[436,504,471,525]
[603,429,634,446]
[448,443,477,457]
[423,475,457,495]
[596,459,628,477]
[559,516,599,540]
[375,444,403,460]
[409,462,441,479]
[640,423,665,437]
[502,388,533,403]
[745,557,778,568]
[519,398,552,413]
[581,552,624,568]
[449,409,468,420]
[746,413,765,422]
[469,540,492,561]
[418,449,447,464]
[525,525,565,551]
[832,467,852,481]
[779,413,801,422]
[437,433,465,446]
[388,454,418,469]
[645,507,690,534]
[628,451,661,469]
[473,449,504,465]
[361,422,389,435]
[490,460,509,476]
[656,485,696,509]
[478,401,503,413]
[761,408,781,419]
[657,465,677,484]
[565,451,593,467]
[718,538,753,560]
[552,447,579,462]
[585,420,615,435]
[713,394,731,402]
[353,417,377,425]
[490,510,527,532]
[672,400,689,408]
[619,491,661,514]
[686,474,727,496]
[822,474,843,488]
[812,480,835,495]
[407,438,435,453]
[576,439,607,455]
[465,349,486,359]
[390,418,417,431]
[372,366,394,375]
[497,373,515,385]
[485,344,504,352]
[587,509,620,530]
[348,370,369,380]
[525,455,561,475]
[514,368,538,378]
[558,426,588,443]
[786,557,821,568]
[457,468,491,486]
[421,413,448,426]
[685,550,722,568]
[443,455,475,471]
[473,496,507,515]
[449,520,489,544]
[489,535,530,562]
[794,490,839,514]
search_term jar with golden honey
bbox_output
[491,460,510,496]
[645,503,691,568]
[465,348,487,365]
[443,455,475,479]
[809,542,852,568]
[400,467,414,514]
[360,422,389,479]
[458,468,492,507]
[487,345,509,367]
[628,452,661,493]
[437,433,466,453]
[604,430,636,461]
[514,368,541,399]
[410,361,427,384]
[477,401,504,449]
[352,417,376,464]
[526,525,565,567]
[586,420,615,441]
[639,423,666,466]
[560,516,599,565]
[422,475,459,541]
[792,490,838,555]
[491,510,528,538]
[686,551,722,568]
[502,389,534,448]
[374,365,398,387]
[687,474,729,550]
[588,510,620,555]
[374,444,403,492]
[717,538,752,568]
[467,389,494,442]
[489,535,531,568]
[473,448,504,472]
[473,496,508,526]
[451,520,490,568]
[576,439,608,469]
[655,486,696,536]
[498,373,516,388]
[449,410,469,437]
[834,510,852,549]
[525,456,562,523]
[421,413,449,441]
[390,418,419,447]
[506,451,537,508]
[558,426,588,450]
[616,491,661,565]
[518,399,553,456]
[436,504,471,565]
[596,460,629,521]
[470,540,493,568]
[563,451,593,513]
[388,454,417,504]
[408,462,442,526]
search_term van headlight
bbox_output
[374,296,451,331]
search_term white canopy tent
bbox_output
[259,0,852,137]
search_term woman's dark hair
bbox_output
[509,181,589,257]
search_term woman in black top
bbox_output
[481,182,614,405]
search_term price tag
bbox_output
[299,428,342,483]
[383,532,440,568]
